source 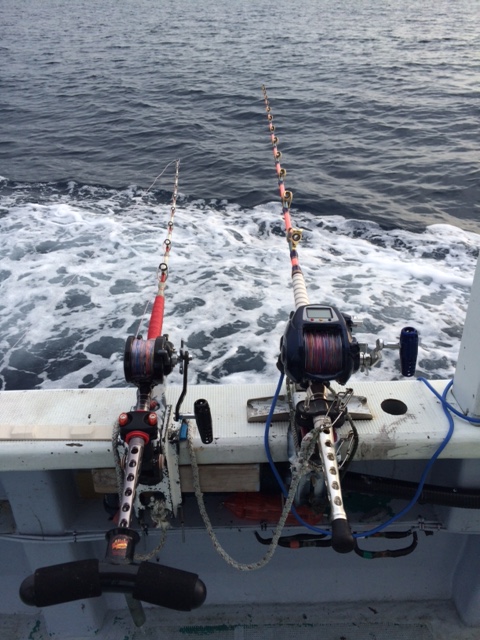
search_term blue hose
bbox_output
[263,372,331,536]
[264,375,466,539]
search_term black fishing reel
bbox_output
[279,304,360,386]
[124,335,177,387]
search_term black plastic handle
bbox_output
[19,559,206,611]
[132,562,206,610]
[399,326,418,377]
[331,518,355,554]
[194,398,213,444]
[19,559,102,607]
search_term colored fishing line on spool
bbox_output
[304,331,343,377]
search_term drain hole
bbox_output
[381,399,408,415]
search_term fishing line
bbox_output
[304,332,344,377]
[129,338,157,377]
[143,158,180,199]
[134,299,152,339]
[148,159,180,339]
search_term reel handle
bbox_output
[19,560,102,607]
[19,559,207,611]
[194,399,213,444]
[400,327,418,377]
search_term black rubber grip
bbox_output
[19,560,102,607]
[331,518,355,554]
[132,562,206,610]
[194,398,213,444]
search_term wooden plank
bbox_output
[179,464,260,493]
[91,464,260,494]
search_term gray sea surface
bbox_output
[0,0,479,389]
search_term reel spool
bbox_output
[280,304,360,386]
[124,335,177,387]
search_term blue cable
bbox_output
[352,378,455,537]
[264,374,460,539]
[264,372,331,536]
[418,377,480,425]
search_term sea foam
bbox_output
[0,191,478,391]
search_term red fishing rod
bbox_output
[148,159,180,339]
[123,161,180,412]
[19,160,206,617]
[119,159,181,530]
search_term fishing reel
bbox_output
[279,304,419,387]
[124,335,177,387]
[279,303,419,554]
[279,304,360,387]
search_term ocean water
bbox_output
[0,0,479,391]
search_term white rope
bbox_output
[187,424,309,571]
[112,419,125,503]
[134,499,170,562]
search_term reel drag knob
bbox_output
[194,399,213,444]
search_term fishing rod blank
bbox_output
[262,85,356,553]
[148,159,180,340]
[123,161,180,410]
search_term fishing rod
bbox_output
[261,88,308,309]
[123,162,181,413]
[147,159,180,340]
[262,85,356,553]
[20,161,207,621]
[261,86,421,554]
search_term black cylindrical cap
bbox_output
[331,518,355,554]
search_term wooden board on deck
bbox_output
[91,464,260,494]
